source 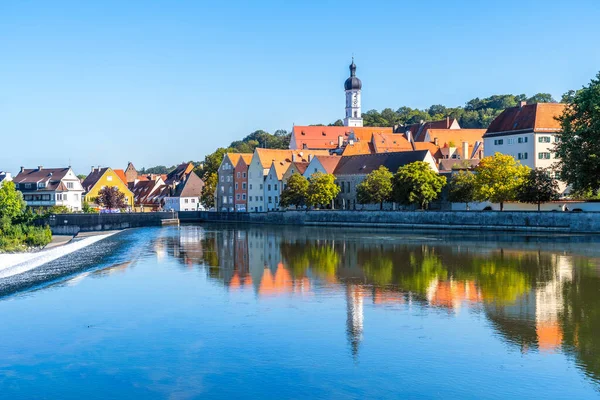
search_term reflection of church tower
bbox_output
[346,284,364,358]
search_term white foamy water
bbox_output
[0,233,116,279]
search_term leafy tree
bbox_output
[47,205,70,214]
[0,181,25,220]
[77,174,87,181]
[448,171,476,210]
[280,173,309,208]
[527,93,556,104]
[517,168,560,211]
[201,147,232,180]
[306,172,340,209]
[356,166,393,210]
[201,172,218,209]
[82,201,98,213]
[392,161,446,209]
[474,153,530,211]
[555,72,600,193]
[328,119,344,126]
[96,186,128,210]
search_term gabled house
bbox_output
[217,153,253,212]
[483,102,566,170]
[125,162,138,183]
[395,117,460,142]
[282,162,309,190]
[13,166,84,211]
[415,128,486,162]
[247,148,329,212]
[81,167,135,210]
[303,155,341,179]
[165,162,195,186]
[0,171,12,187]
[334,150,437,210]
[128,176,168,212]
[164,171,204,212]
[234,154,253,212]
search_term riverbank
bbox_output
[179,210,600,233]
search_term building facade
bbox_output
[0,171,12,187]
[13,166,84,211]
[483,102,566,171]
[343,59,363,127]
[217,154,251,212]
[163,172,204,211]
[234,155,253,212]
[81,167,135,209]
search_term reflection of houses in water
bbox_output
[485,254,573,353]
[426,280,481,312]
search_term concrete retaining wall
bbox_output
[179,210,600,233]
[44,212,176,235]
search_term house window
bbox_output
[260,196,263,201]
[237,172,240,178]
[554,136,561,143]
[220,176,224,182]
[494,139,504,145]
[518,137,528,143]
[539,136,551,143]
[221,186,224,193]
[243,172,246,178]
[274,184,278,191]
[507,138,515,145]
[229,196,233,203]
[25,183,32,189]
[242,183,246,190]
[235,183,238,190]
[242,194,246,200]
[517,152,528,160]
[185,199,188,203]
[249,184,252,190]
[236,194,240,200]
[259,184,263,190]
[268,196,272,203]
[107,176,113,182]
[191,198,195,203]
[268,184,271,191]
[223,197,228,204]
[538,152,551,159]
[249,196,252,201]
[275,196,278,203]
[38,182,45,188]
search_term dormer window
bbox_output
[38,182,45,188]
[25,183,32,189]
[67,182,74,189]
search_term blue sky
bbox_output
[1,0,599,175]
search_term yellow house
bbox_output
[81,167,134,209]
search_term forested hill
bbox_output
[322,93,561,128]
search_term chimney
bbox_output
[308,154,313,162]
[462,141,469,160]
[91,166,95,172]
[434,137,439,146]
[338,135,344,148]
[405,130,412,143]
[446,116,450,128]
[20,166,24,173]
[292,153,297,162]
[38,165,43,170]
[519,101,526,108]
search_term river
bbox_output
[0,224,599,399]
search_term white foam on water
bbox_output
[0,233,117,279]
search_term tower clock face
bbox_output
[353,93,358,106]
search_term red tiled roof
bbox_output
[314,155,341,174]
[290,126,393,150]
[341,141,375,156]
[485,103,566,136]
[400,118,460,141]
[371,133,413,153]
[114,169,128,185]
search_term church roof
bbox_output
[344,60,362,90]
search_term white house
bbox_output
[303,155,341,180]
[163,171,205,212]
[13,166,84,211]
[483,102,566,170]
[0,171,12,187]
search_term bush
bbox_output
[0,222,52,252]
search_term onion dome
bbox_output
[344,59,362,90]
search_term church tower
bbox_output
[343,58,363,127]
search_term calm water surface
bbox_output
[1,224,600,399]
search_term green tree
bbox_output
[82,201,98,213]
[201,147,232,180]
[0,181,26,220]
[555,72,600,193]
[280,173,309,208]
[448,171,476,210]
[201,172,217,209]
[526,93,557,104]
[356,166,393,210]
[328,119,344,126]
[306,172,340,209]
[96,186,128,210]
[517,168,560,211]
[392,161,446,209]
[47,205,70,214]
[474,153,530,211]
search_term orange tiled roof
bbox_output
[423,129,486,146]
[314,155,341,174]
[485,103,566,135]
[291,126,393,150]
[255,148,329,169]
[400,118,460,141]
[371,133,413,153]
[413,142,441,158]
[349,127,394,141]
[341,141,375,156]
[113,169,128,185]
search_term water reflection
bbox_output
[158,224,600,385]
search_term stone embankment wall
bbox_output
[179,210,600,233]
[43,212,176,235]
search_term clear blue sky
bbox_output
[1,0,599,175]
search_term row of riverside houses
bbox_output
[6,162,204,213]
[215,60,567,212]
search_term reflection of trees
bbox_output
[280,240,339,280]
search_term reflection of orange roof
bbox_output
[259,264,294,296]
[373,289,405,304]
[243,274,253,286]
[230,272,241,290]
[537,323,563,352]
[430,280,481,309]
